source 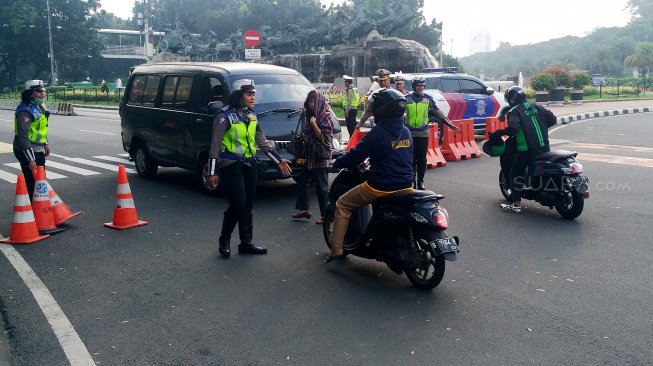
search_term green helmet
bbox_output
[482,139,506,157]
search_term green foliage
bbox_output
[572,71,591,89]
[543,66,574,88]
[529,73,557,91]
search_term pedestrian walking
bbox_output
[292,90,334,225]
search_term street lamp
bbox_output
[46,0,57,85]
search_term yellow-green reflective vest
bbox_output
[405,98,430,130]
[342,87,360,109]
[221,110,258,158]
[14,102,48,144]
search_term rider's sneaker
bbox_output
[501,203,522,213]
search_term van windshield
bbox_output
[228,74,313,107]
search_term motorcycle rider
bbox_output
[326,88,414,263]
[405,77,459,190]
[488,86,557,213]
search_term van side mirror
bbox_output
[485,87,495,95]
[208,101,224,114]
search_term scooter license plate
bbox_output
[431,237,458,253]
[569,176,589,185]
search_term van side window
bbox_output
[142,75,161,107]
[175,77,193,110]
[127,75,146,105]
[200,77,224,110]
[440,78,461,93]
[460,79,486,94]
[161,76,179,109]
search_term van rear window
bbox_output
[127,75,146,105]
[161,76,193,110]
[142,75,161,107]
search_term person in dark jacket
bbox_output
[326,88,414,263]
[489,86,557,213]
[13,80,51,200]
[207,79,292,257]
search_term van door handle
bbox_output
[195,119,203,124]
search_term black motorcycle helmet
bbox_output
[411,77,426,92]
[370,88,407,119]
[504,86,526,106]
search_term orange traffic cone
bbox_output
[47,181,82,225]
[32,167,65,235]
[104,164,148,230]
[0,174,50,244]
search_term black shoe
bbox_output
[218,238,231,258]
[417,181,425,190]
[238,243,268,255]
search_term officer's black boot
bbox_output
[219,209,238,258]
[218,237,230,258]
[238,212,267,255]
[417,180,425,190]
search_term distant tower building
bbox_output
[469,30,491,55]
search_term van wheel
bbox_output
[133,143,158,178]
[199,160,221,196]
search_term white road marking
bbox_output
[49,153,135,173]
[78,129,117,136]
[0,245,96,365]
[578,152,653,168]
[0,169,17,184]
[92,155,135,165]
[45,161,102,176]
[4,163,68,179]
[0,142,13,153]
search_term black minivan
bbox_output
[120,62,334,193]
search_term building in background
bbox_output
[469,30,491,55]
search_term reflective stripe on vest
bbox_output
[405,99,430,130]
[221,111,258,158]
[14,102,48,144]
[342,87,360,109]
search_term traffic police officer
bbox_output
[207,79,292,257]
[405,77,459,190]
[356,68,392,129]
[342,75,360,136]
[13,80,51,200]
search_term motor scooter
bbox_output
[322,164,459,290]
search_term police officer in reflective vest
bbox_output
[342,75,360,137]
[404,77,459,190]
[356,68,392,129]
[207,79,292,257]
[13,80,51,200]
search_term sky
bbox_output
[98,0,633,58]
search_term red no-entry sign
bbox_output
[243,29,261,48]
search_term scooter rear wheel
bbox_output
[499,169,511,201]
[555,189,584,220]
[322,210,334,249]
[405,243,446,291]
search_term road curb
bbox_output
[558,106,653,124]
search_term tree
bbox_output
[627,0,653,19]
[0,0,103,87]
[624,41,653,76]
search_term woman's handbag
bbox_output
[287,115,307,158]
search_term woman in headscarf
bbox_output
[291,90,334,224]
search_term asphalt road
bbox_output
[0,108,652,365]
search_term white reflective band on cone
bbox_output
[13,210,36,224]
[116,183,132,195]
[116,198,135,209]
[15,193,31,207]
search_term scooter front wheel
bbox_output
[405,240,446,291]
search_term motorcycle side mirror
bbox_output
[485,87,495,95]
